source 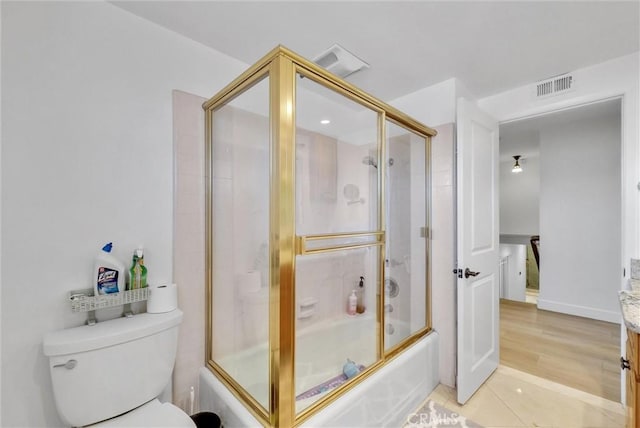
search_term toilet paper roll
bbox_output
[236,271,261,295]
[147,283,178,313]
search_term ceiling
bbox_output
[499,98,622,162]
[111,1,639,102]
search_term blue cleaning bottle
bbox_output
[94,242,125,295]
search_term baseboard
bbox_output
[536,298,621,323]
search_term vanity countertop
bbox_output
[619,290,640,334]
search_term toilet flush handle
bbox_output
[53,359,77,370]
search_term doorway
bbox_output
[497,98,623,402]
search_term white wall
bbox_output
[0,1,4,415]
[499,244,527,302]
[479,52,639,278]
[538,113,621,321]
[499,156,540,236]
[1,2,245,426]
[390,78,457,127]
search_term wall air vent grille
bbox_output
[312,44,369,79]
[535,73,574,98]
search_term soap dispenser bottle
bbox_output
[347,290,357,316]
[356,276,366,314]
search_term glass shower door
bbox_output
[384,120,429,351]
[293,72,382,415]
[209,76,271,411]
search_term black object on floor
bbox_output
[191,411,222,428]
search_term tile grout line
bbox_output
[484,377,530,427]
[496,365,625,415]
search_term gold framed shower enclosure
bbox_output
[203,46,437,428]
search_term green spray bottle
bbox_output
[128,246,148,290]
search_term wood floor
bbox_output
[500,298,621,402]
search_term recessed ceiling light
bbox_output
[320,119,331,125]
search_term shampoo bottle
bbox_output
[128,246,148,290]
[94,242,125,295]
[347,290,357,316]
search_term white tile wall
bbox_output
[430,123,456,387]
[172,90,207,413]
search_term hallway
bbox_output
[500,299,621,402]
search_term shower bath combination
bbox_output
[202,46,436,428]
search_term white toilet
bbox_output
[43,309,196,427]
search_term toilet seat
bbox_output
[90,399,196,427]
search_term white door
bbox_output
[456,98,500,404]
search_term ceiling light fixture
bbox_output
[320,119,331,125]
[512,155,523,173]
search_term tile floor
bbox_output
[409,365,625,428]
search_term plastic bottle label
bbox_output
[97,267,119,294]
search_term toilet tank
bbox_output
[43,309,183,427]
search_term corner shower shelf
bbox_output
[69,288,149,313]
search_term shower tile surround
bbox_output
[427,122,456,388]
[173,90,207,413]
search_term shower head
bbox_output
[362,155,377,169]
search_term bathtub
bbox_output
[199,315,439,427]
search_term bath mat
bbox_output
[295,364,365,401]
[405,400,483,428]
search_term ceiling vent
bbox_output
[535,73,575,98]
[312,44,369,79]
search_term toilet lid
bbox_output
[90,399,196,427]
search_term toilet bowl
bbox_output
[43,309,195,427]
[90,399,194,427]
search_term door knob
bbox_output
[464,268,480,278]
[621,356,631,370]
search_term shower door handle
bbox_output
[464,268,480,278]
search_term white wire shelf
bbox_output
[69,288,149,313]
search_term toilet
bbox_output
[43,309,195,427]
